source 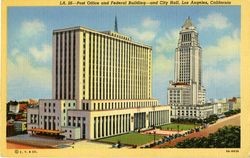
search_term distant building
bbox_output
[27,20,171,140]
[13,121,27,134]
[167,17,207,119]
[171,104,214,119]
[7,101,27,121]
[8,101,19,114]
[212,103,223,115]
[167,17,206,107]
[228,97,240,110]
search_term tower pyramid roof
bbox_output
[182,16,194,29]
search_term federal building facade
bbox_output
[167,17,212,119]
[27,24,170,140]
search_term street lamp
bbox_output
[177,125,180,134]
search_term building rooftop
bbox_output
[101,31,131,41]
[182,16,196,30]
[172,82,189,86]
[53,26,152,49]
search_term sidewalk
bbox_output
[7,134,74,148]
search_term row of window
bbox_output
[148,110,169,127]
[179,46,191,52]
[88,101,158,111]
[55,31,76,100]
[175,113,198,116]
[42,116,58,130]
[93,114,131,139]
[68,117,86,127]
[181,42,192,46]
[87,32,151,100]
[171,106,199,110]
[29,114,38,123]
[170,93,181,96]
[169,90,181,94]
[43,102,75,113]
[181,33,192,42]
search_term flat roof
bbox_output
[53,26,152,49]
[82,99,159,102]
[27,128,64,134]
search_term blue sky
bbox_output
[7,6,240,104]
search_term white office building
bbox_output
[27,22,170,140]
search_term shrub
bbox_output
[176,126,240,148]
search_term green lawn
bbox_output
[159,123,199,131]
[97,132,163,145]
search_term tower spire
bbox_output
[114,16,118,32]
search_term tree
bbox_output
[175,126,240,148]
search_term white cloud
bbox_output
[8,49,51,88]
[10,48,20,56]
[153,54,173,76]
[29,44,52,62]
[142,17,160,29]
[121,17,160,42]
[152,28,178,104]
[20,19,46,38]
[155,29,179,55]
[203,60,240,99]
[203,29,240,66]
[202,29,240,99]
[123,28,156,42]
[198,13,231,30]
[152,55,174,104]
[8,19,51,100]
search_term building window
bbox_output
[86,103,89,110]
